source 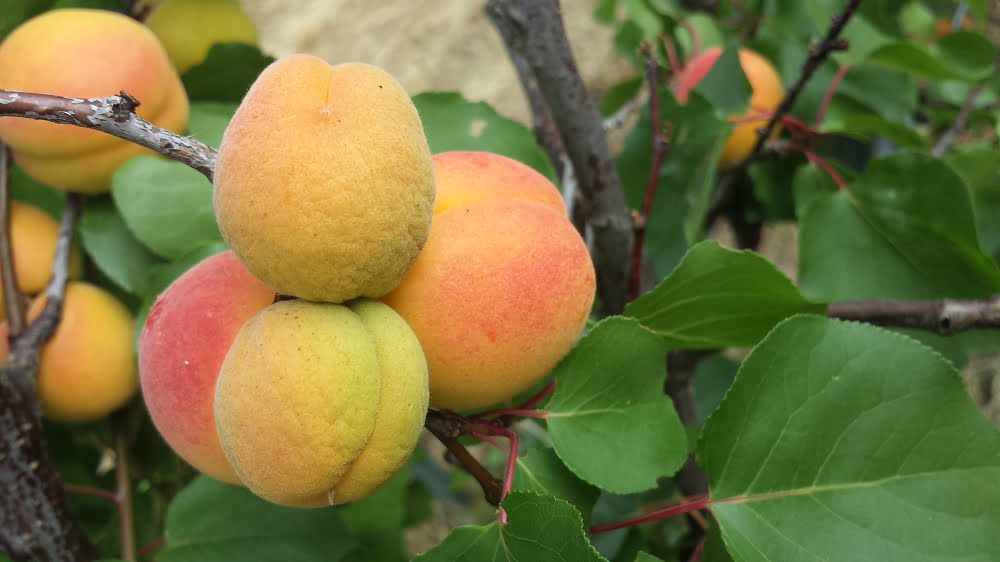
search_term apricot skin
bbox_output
[0,283,137,423]
[674,47,784,169]
[145,0,259,72]
[0,8,189,192]
[138,250,274,483]
[213,54,435,303]
[0,201,83,317]
[214,299,428,507]
[383,151,595,411]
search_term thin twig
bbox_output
[114,416,136,561]
[629,45,670,300]
[487,0,634,315]
[0,90,216,180]
[827,295,1000,335]
[424,409,503,506]
[931,82,987,157]
[590,494,711,534]
[0,143,24,335]
[602,93,646,132]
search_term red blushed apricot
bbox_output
[674,46,784,169]
[432,151,566,215]
[383,201,595,410]
[138,250,274,483]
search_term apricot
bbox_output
[214,298,428,507]
[0,283,137,423]
[674,46,784,169]
[145,0,259,72]
[137,250,274,483]
[213,54,434,303]
[1,201,83,317]
[383,151,595,411]
[0,8,189,192]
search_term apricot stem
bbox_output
[814,63,850,129]
[113,415,136,561]
[63,483,118,503]
[590,494,711,534]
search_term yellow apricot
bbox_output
[0,8,189,192]
[0,201,83,318]
[0,283,137,423]
[213,54,434,302]
[674,47,784,169]
[145,0,259,72]
[214,298,428,507]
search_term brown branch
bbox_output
[0,185,96,561]
[0,90,216,181]
[424,409,503,506]
[113,412,136,562]
[0,144,25,336]
[486,0,634,315]
[827,295,1000,335]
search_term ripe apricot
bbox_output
[145,0,259,72]
[213,54,435,303]
[138,250,274,483]
[674,46,784,169]
[0,283,137,422]
[214,299,428,507]
[383,151,595,411]
[0,201,83,317]
[0,8,189,192]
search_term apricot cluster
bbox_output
[140,54,434,507]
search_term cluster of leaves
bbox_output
[4,0,1000,561]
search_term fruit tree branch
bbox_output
[0,90,217,181]
[0,144,25,337]
[424,409,504,506]
[486,0,634,315]
[0,181,97,560]
[827,295,1000,335]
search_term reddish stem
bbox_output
[137,535,165,559]
[590,495,711,534]
[471,423,521,524]
[803,149,847,190]
[661,36,682,74]
[479,408,548,420]
[518,380,555,410]
[814,64,850,128]
[63,483,118,503]
[629,44,669,300]
[471,432,505,449]
[688,536,706,562]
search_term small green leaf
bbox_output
[625,241,825,348]
[413,491,605,562]
[79,198,157,296]
[946,144,1000,260]
[111,156,221,260]
[412,92,557,182]
[187,102,238,148]
[867,34,997,81]
[546,317,686,494]
[159,476,359,562]
[694,45,751,115]
[633,553,664,562]
[181,43,275,102]
[512,447,601,525]
[700,315,1000,561]
[799,151,1000,300]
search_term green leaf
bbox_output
[546,317,686,494]
[512,447,601,526]
[79,198,157,296]
[187,102,238,148]
[692,354,739,424]
[799,151,1000,300]
[159,476,359,562]
[694,45,751,115]
[181,43,274,102]
[946,144,1000,261]
[412,92,557,182]
[633,553,663,562]
[0,0,50,41]
[819,113,924,148]
[9,163,64,218]
[702,520,734,562]
[616,90,728,276]
[111,156,221,260]
[699,315,1000,561]
[625,241,825,348]
[867,33,997,81]
[338,466,410,562]
[413,491,605,562]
